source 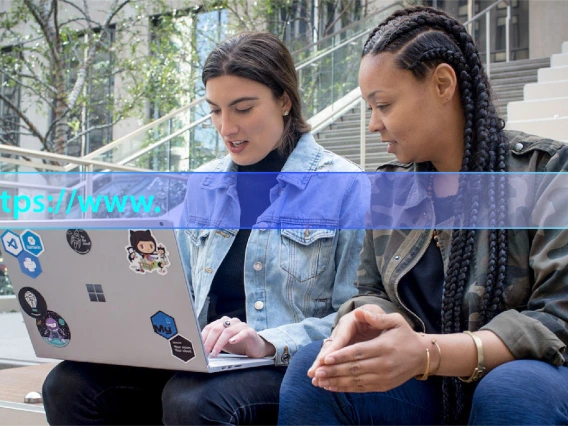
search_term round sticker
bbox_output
[66,229,92,255]
[18,287,48,318]
[36,310,71,348]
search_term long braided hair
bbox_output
[363,6,508,423]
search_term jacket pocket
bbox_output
[280,228,336,282]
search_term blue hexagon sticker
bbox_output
[17,252,42,279]
[1,231,23,257]
[151,311,177,339]
[21,230,44,257]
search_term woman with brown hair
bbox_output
[42,32,367,425]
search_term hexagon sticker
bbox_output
[17,251,42,279]
[21,230,44,256]
[1,231,23,257]
[170,335,195,362]
[151,311,177,339]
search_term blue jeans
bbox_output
[43,361,285,425]
[279,341,568,425]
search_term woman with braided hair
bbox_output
[278,6,568,425]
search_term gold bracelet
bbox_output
[431,339,442,375]
[415,348,430,381]
[459,331,486,383]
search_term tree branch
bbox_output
[64,116,122,147]
[22,0,61,75]
[0,69,56,107]
[0,91,46,147]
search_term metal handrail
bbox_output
[292,1,404,64]
[464,0,511,76]
[76,2,405,172]
[0,144,151,172]
[77,96,206,164]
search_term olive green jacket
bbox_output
[337,130,568,366]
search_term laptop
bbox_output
[0,219,274,373]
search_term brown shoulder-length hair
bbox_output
[202,32,311,156]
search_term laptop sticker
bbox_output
[1,230,23,257]
[36,310,71,348]
[66,229,92,255]
[18,287,48,318]
[126,230,170,275]
[21,230,45,256]
[151,311,178,339]
[17,251,43,278]
[86,284,106,302]
[170,335,196,363]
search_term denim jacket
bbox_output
[177,133,367,365]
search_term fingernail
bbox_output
[315,370,327,378]
[325,356,336,364]
[320,380,330,387]
[229,338,236,344]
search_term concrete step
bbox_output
[508,97,568,121]
[491,77,538,88]
[490,72,541,83]
[551,53,568,68]
[538,66,568,83]
[524,80,568,100]
[506,117,568,141]
[489,57,550,72]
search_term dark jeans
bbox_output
[43,361,286,425]
[278,341,568,425]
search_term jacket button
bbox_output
[394,256,400,261]
[204,267,213,273]
[254,301,264,310]
[253,262,263,271]
[514,142,523,152]
[304,229,310,237]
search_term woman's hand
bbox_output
[308,304,386,378]
[202,316,276,358]
[311,309,428,393]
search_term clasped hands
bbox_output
[202,316,276,358]
[309,305,430,393]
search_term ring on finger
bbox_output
[223,320,231,328]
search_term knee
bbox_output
[43,361,85,407]
[473,360,551,403]
[162,374,209,425]
[470,360,568,423]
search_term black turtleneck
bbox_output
[207,149,288,323]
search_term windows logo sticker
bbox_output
[86,284,106,302]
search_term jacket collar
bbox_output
[199,133,323,191]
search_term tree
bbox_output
[0,0,203,160]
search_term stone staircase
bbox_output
[314,57,551,171]
[507,41,568,142]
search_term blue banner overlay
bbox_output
[0,172,567,229]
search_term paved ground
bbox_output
[0,312,57,367]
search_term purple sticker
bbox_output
[36,310,71,348]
